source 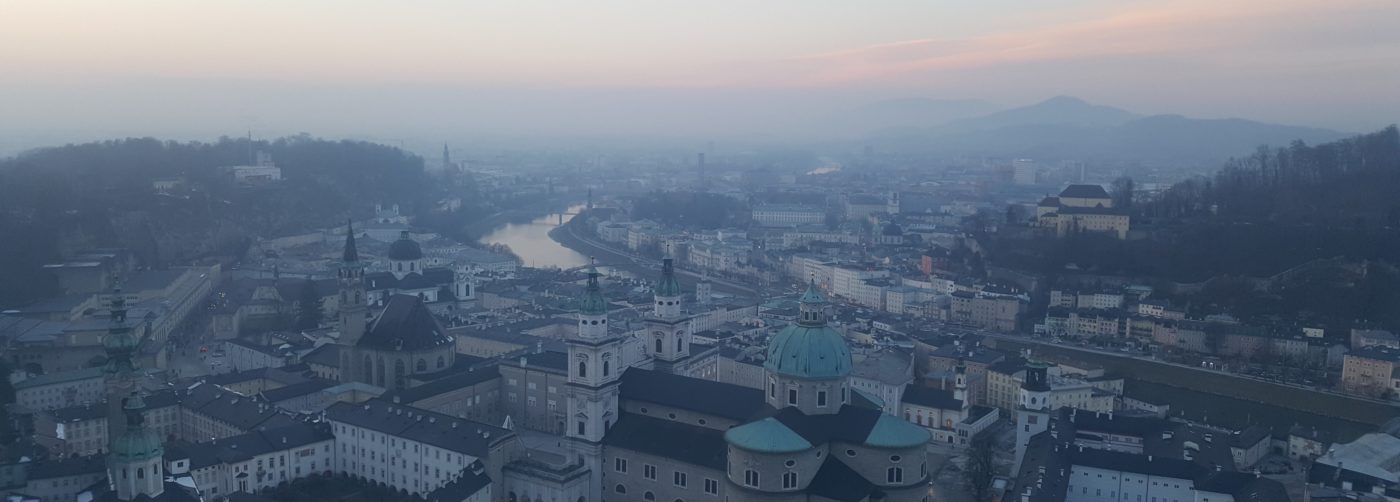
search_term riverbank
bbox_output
[988,337,1396,441]
[548,214,760,299]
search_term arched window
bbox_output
[615,485,627,494]
[676,337,683,351]
[743,470,759,487]
[886,467,903,484]
[375,358,386,387]
[603,360,611,377]
[578,361,588,378]
[782,471,797,489]
[655,338,663,353]
[644,492,655,501]
[394,359,406,388]
[416,359,427,372]
[137,467,144,479]
[437,356,445,369]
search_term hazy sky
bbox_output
[2,0,1398,151]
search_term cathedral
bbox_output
[337,225,456,392]
[329,229,934,501]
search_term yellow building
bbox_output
[1036,185,1131,239]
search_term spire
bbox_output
[577,258,609,316]
[343,219,359,263]
[104,286,137,376]
[797,278,827,327]
[442,143,452,170]
[656,245,682,298]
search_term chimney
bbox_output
[393,396,401,404]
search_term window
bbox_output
[704,479,718,495]
[656,338,663,353]
[615,458,628,473]
[644,492,655,501]
[887,467,903,484]
[782,472,798,489]
[416,359,427,372]
[577,421,586,436]
[743,470,759,487]
[674,471,687,487]
[769,379,776,398]
[528,382,537,390]
[616,485,627,494]
[603,360,611,376]
[817,391,827,407]
[846,449,856,457]
[578,361,588,377]
[788,388,798,405]
[644,464,657,480]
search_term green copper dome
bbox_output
[577,263,609,315]
[655,258,683,297]
[765,280,851,379]
[863,414,931,449]
[765,324,852,379]
[109,393,163,463]
[724,417,812,453]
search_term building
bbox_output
[1012,159,1036,185]
[1036,185,1130,239]
[337,227,458,392]
[1342,345,1400,397]
[951,291,1024,332]
[327,399,517,499]
[173,422,335,498]
[900,363,999,447]
[751,204,825,227]
[14,367,105,411]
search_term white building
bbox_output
[751,204,825,227]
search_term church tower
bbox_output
[103,287,137,434]
[565,262,624,502]
[954,359,969,408]
[1013,361,1052,474]
[107,392,164,500]
[338,221,368,384]
[645,255,691,373]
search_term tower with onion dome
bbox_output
[645,252,692,373]
[565,260,622,502]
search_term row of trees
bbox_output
[1146,125,1400,226]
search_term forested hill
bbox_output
[1150,125,1400,227]
[0,136,442,305]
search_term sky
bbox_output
[2,0,1398,152]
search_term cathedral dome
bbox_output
[387,231,423,261]
[764,324,852,379]
[764,284,850,379]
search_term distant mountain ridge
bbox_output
[864,96,1349,166]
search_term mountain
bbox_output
[867,96,1348,166]
[945,96,1139,130]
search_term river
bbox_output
[478,205,591,269]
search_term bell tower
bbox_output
[338,221,367,384]
[565,261,623,502]
[646,252,691,373]
[1013,361,1052,474]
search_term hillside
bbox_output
[0,136,448,306]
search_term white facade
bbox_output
[751,204,825,227]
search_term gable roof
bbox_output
[901,384,963,410]
[1059,184,1110,199]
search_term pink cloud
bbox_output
[753,0,1394,87]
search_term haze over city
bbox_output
[2,2,1399,502]
[3,0,1399,153]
